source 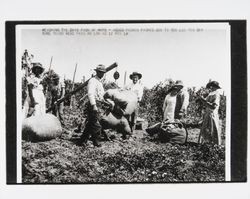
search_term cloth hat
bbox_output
[172,80,184,89]
[206,81,221,89]
[51,73,60,80]
[31,62,44,73]
[129,71,142,80]
[94,64,106,73]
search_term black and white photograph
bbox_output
[1,0,249,198]
[1,1,250,199]
[13,22,233,183]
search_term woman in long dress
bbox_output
[198,81,221,145]
[23,63,46,118]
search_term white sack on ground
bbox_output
[22,113,62,142]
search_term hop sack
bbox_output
[104,89,138,115]
[159,121,188,144]
[99,112,131,135]
[146,120,188,144]
[22,113,62,142]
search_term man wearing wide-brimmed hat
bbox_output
[124,71,144,131]
[125,71,144,102]
[78,64,106,147]
[163,80,189,121]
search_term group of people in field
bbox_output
[22,50,65,124]
[22,53,223,147]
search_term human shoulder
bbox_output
[26,74,37,84]
[60,79,65,88]
[88,77,97,84]
[136,82,143,87]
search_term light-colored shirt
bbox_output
[60,79,65,88]
[205,89,221,113]
[125,82,144,101]
[163,94,177,121]
[87,76,105,106]
[27,74,43,91]
[178,88,189,114]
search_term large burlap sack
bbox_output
[145,122,161,136]
[100,112,131,135]
[146,120,188,144]
[22,113,62,142]
[104,89,138,115]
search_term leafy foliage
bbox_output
[22,129,225,183]
[139,81,226,126]
[22,63,226,183]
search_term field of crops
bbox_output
[22,82,226,183]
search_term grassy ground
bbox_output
[22,107,225,183]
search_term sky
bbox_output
[18,23,230,93]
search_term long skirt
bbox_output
[22,88,46,119]
[199,111,221,145]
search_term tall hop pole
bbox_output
[70,63,78,108]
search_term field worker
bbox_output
[174,80,189,119]
[50,73,65,125]
[162,80,189,121]
[23,63,46,118]
[124,71,144,131]
[198,81,222,145]
[78,65,106,147]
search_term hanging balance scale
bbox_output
[113,69,120,82]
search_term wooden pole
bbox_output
[45,56,53,97]
[46,62,118,113]
[72,63,78,91]
[70,63,78,108]
[49,56,53,71]
[124,71,127,86]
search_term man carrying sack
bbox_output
[77,65,106,147]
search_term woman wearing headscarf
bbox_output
[198,81,222,145]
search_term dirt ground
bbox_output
[22,112,225,183]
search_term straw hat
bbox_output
[206,81,221,89]
[94,64,106,73]
[31,62,44,74]
[129,71,142,80]
[172,80,184,89]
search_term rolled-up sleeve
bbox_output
[88,78,96,106]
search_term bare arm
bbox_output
[27,83,36,107]
[162,95,168,113]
